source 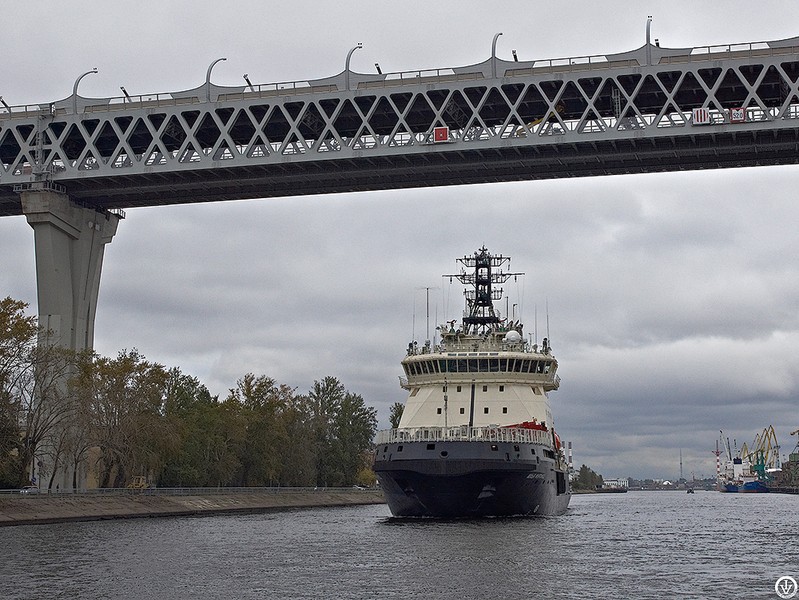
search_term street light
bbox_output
[72,68,98,114]
[205,57,227,102]
[491,33,503,79]
[345,43,363,91]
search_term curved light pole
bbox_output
[205,57,227,102]
[345,43,363,91]
[72,68,98,114]
[491,32,503,79]
[646,16,653,66]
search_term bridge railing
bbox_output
[375,426,553,446]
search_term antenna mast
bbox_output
[444,247,523,335]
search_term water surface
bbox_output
[2,491,796,599]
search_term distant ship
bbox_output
[373,247,571,517]
[716,428,779,493]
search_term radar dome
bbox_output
[503,330,522,343]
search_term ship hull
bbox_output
[720,481,769,493]
[373,440,570,517]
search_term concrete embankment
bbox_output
[0,489,385,526]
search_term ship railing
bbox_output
[375,426,552,447]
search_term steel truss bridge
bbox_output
[2,33,799,216]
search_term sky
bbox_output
[1,1,798,480]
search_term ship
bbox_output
[373,247,571,517]
[716,427,779,493]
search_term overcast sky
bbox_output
[2,1,798,480]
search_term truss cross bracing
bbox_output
[2,35,799,216]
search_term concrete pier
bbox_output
[21,189,121,352]
[19,188,122,490]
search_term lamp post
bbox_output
[205,57,227,102]
[345,43,363,91]
[491,33,503,79]
[72,68,98,114]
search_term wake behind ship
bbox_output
[373,247,571,517]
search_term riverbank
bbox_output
[0,488,385,526]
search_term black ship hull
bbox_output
[373,439,570,518]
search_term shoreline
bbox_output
[0,488,385,526]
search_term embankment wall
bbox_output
[0,488,385,526]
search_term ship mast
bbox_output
[446,246,523,335]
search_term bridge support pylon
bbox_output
[21,189,121,352]
[20,189,122,490]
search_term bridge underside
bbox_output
[1,128,797,215]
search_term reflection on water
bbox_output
[1,492,797,599]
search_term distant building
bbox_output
[602,478,630,489]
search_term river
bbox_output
[1,491,796,599]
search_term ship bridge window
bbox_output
[420,362,430,375]
[499,358,508,371]
[544,362,552,374]
[403,365,412,378]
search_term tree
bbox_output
[74,349,171,487]
[158,369,246,488]
[334,392,377,485]
[308,376,345,487]
[276,393,316,486]
[307,377,377,486]
[0,297,78,489]
[227,373,294,486]
[0,392,20,488]
[388,402,404,429]
[0,297,38,487]
[574,464,604,490]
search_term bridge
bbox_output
[4,29,799,490]
[3,33,799,218]
[2,30,798,347]
[3,30,799,352]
